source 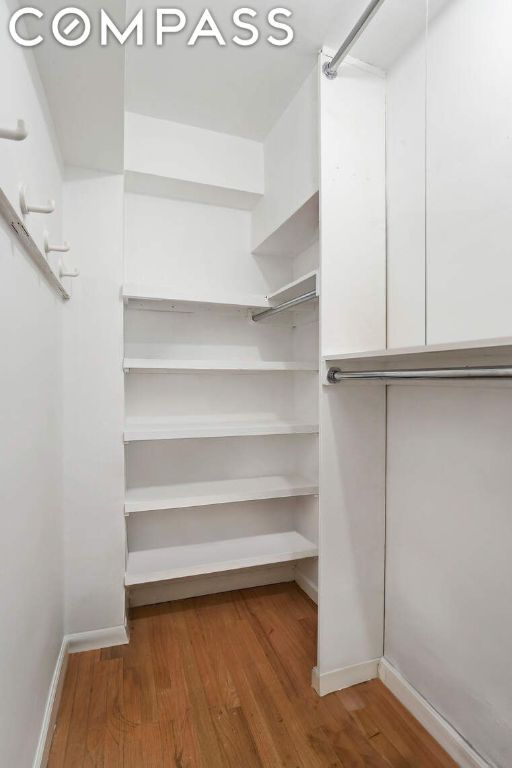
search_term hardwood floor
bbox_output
[48,583,457,767]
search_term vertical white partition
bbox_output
[315,52,387,695]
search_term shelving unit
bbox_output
[122,91,320,607]
[125,531,318,586]
[125,475,318,514]
[124,358,319,374]
[124,419,319,442]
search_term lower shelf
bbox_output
[125,474,318,513]
[125,531,318,586]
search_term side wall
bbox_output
[0,2,65,764]
[62,169,126,635]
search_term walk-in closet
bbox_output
[2,0,511,766]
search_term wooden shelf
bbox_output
[125,474,318,514]
[123,284,268,313]
[324,337,512,370]
[125,531,318,586]
[124,419,319,442]
[124,358,319,374]
[267,270,318,305]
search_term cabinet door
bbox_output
[384,0,427,349]
[426,0,512,344]
[348,0,428,350]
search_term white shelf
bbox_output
[125,531,318,586]
[267,270,318,305]
[252,192,319,258]
[124,418,319,442]
[324,337,512,366]
[123,283,268,313]
[125,170,262,211]
[125,474,318,514]
[124,358,319,374]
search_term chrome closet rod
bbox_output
[323,0,387,79]
[252,290,317,322]
[327,366,512,383]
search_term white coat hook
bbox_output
[59,261,79,278]
[20,186,55,216]
[44,232,70,255]
[0,119,28,141]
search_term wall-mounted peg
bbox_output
[59,262,79,279]
[0,119,28,141]
[20,186,55,215]
[44,232,70,255]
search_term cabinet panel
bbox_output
[426,0,512,343]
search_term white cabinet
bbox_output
[426,0,512,344]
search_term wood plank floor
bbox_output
[48,583,457,767]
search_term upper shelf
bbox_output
[324,337,512,369]
[124,359,318,374]
[123,283,268,313]
[267,270,318,306]
[125,171,262,211]
[252,192,319,259]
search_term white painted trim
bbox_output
[294,570,318,604]
[312,658,380,696]
[378,659,491,768]
[67,623,129,654]
[32,639,69,768]
[32,622,129,767]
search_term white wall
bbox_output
[386,385,512,766]
[62,169,126,634]
[251,69,318,253]
[0,1,65,764]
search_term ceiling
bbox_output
[124,0,343,141]
[16,0,453,171]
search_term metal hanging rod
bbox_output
[323,0,387,80]
[252,290,317,323]
[327,366,512,383]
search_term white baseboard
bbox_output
[32,639,68,768]
[379,659,490,768]
[294,570,318,604]
[67,622,129,654]
[128,563,296,607]
[312,658,380,696]
[33,622,129,767]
